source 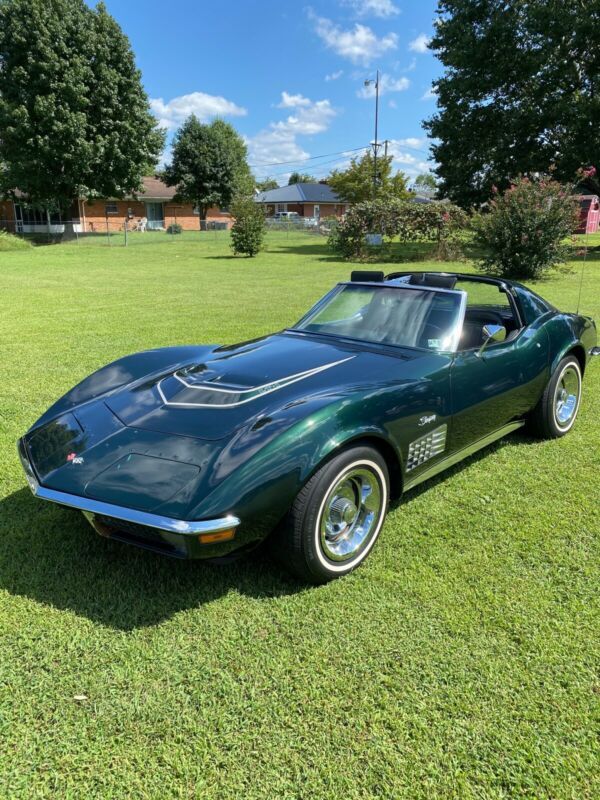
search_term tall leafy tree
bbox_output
[163,116,237,222]
[426,0,600,207]
[0,0,164,214]
[211,119,254,197]
[328,151,409,203]
[288,172,316,185]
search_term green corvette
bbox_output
[19,271,598,583]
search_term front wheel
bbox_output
[529,355,582,439]
[277,446,389,583]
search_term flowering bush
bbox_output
[328,198,468,260]
[475,176,579,279]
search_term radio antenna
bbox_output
[576,228,589,314]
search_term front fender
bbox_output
[188,393,400,538]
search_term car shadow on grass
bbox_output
[0,432,539,630]
[0,487,304,631]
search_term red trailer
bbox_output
[576,195,600,234]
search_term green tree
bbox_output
[0,0,164,217]
[426,0,600,207]
[211,118,254,197]
[256,178,279,192]
[328,151,409,203]
[413,173,438,196]
[163,116,237,223]
[230,197,266,257]
[288,172,316,185]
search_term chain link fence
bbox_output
[0,213,335,247]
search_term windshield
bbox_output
[293,284,465,351]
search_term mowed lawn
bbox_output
[0,231,599,799]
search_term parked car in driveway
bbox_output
[272,211,301,222]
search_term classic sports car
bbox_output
[19,271,598,583]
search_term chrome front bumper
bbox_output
[18,438,240,553]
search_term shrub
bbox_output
[328,198,468,260]
[230,197,266,257]
[166,223,182,235]
[0,230,32,251]
[475,176,579,279]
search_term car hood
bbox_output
[103,332,409,440]
[22,333,435,516]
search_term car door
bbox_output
[449,285,550,453]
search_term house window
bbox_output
[276,203,286,212]
[193,206,200,215]
[105,202,118,215]
[15,204,61,225]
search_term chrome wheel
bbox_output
[319,466,383,562]
[554,364,580,429]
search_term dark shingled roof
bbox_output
[135,176,177,200]
[254,182,342,204]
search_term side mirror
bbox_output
[477,323,506,357]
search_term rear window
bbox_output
[512,286,554,324]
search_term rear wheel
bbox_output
[277,446,389,583]
[529,356,582,438]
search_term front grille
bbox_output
[95,514,182,556]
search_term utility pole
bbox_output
[364,70,380,198]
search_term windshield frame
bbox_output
[289,281,468,354]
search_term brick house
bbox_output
[254,182,348,219]
[0,176,232,234]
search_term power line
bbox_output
[248,145,368,168]
[250,141,431,174]
[263,151,369,178]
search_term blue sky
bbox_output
[96,0,441,183]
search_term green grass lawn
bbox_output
[1,232,599,799]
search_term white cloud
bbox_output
[246,129,309,174]
[394,136,426,149]
[388,99,397,109]
[277,91,312,108]
[272,98,337,136]
[325,69,344,81]
[311,13,398,65]
[421,86,438,100]
[409,33,431,53]
[343,0,400,18]
[384,138,432,176]
[247,94,337,177]
[149,92,247,130]
[357,73,410,98]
